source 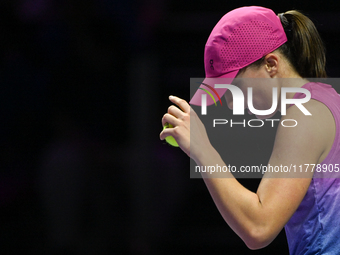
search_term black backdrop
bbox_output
[1,0,340,254]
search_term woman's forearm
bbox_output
[195,146,275,249]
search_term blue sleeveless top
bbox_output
[285,82,340,254]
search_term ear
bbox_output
[264,53,279,77]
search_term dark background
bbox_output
[1,0,340,254]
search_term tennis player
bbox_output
[160,6,340,254]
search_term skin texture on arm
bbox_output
[202,99,334,249]
[160,96,335,249]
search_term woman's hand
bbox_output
[160,95,213,161]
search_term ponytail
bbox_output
[278,10,327,78]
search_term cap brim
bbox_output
[189,70,239,106]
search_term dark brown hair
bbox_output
[246,10,327,78]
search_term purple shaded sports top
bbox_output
[285,82,340,254]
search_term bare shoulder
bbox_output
[280,98,336,163]
[261,98,332,178]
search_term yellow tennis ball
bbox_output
[163,123,179,147]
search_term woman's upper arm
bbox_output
[255,99,335,243]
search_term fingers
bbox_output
[159,125,175,141]
[168,104,183,119]
[161,96,190,127]
[160,111,182,141]
[160,95,190,138]
[169,95,190,113]
[161,113,179,128]
[161,96,185,136]
[159,95,192,156]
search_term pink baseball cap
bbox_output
[190,6,287,106]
